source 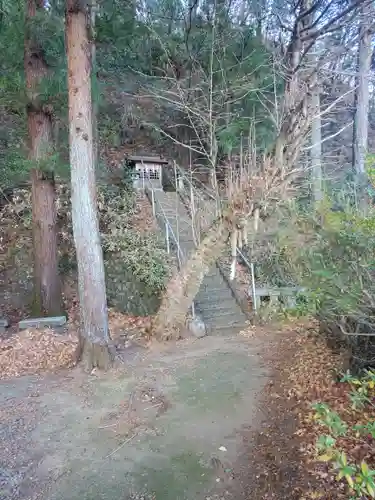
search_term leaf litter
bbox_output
[240,318,375,499]
[0,328,79,380]
[0,308,150,380]
[2,310,371,499]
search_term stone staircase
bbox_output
[151,189,248,336]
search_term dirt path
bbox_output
[0,331,274,500]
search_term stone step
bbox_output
[215,316,248,327]
[155,213,190,226]
[197,295,233,307]
[202,309,244,322]
[202,272,225,282]
[161,220,192,235]
[199,288,238,303]
[0,318,9,334]
[197,304,240,319]
[202,273,220,280]
[202,271,225,282]
[196,293,235,306]
[167,217,191,227]
[197,285,231,297]
[171,229,193,241]
[177,238,195,247]
[199,281,231,291]
[200,282,228,294]
[212,312,247,324]
[196,303,237,317]
[203,311,246,326]
[197,284,223,294]
[213,324,248,336]
[201,296,242,309]
[159,219,192,230]
[195,296,234,308]
[18,316,67,331]
[161,209,191,220]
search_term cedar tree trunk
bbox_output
[66,0,113,370]
[25,0,62,316]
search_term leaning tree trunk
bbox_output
[66,0,113,370]
[151,218,230,340]
[25,0,62,316]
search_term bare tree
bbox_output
[25,0,62,316]
[352,1,374,183]
[66,0,113,370]
[150,0,370,340]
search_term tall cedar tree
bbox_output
[24,0,62,316]
[66,0,113,370]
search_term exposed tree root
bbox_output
[151,218,230,340]
[79,337,115,371]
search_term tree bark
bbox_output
[30,165,62,316]
[90,0,98,169]
[309,29,323,206]
[151,218,230,340]
[66,0,113,370]
[25,0,62,316]
[352,1,373,200]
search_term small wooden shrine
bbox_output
[129,155,168,190]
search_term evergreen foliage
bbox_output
[0,0,373,334]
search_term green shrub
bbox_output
[301,204,375,323]
[312,370,375,499]
[1,183,170,304]
[266,199,375,367]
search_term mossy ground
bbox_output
[0,334,268,500]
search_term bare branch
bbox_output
[302,0,371,42]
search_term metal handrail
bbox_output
[146,183,196,317]
[148,186,185,266]
[173,167,258,311]
[161,168,257,312]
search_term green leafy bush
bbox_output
[269,199,375,368]
[312,370,375,499]
[100,187,168,291]
[1,183,170,302]
[301,205,375,321]
[71,183,169,292]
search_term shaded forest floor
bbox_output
[1,328,269,500]
[0,319,354,500]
